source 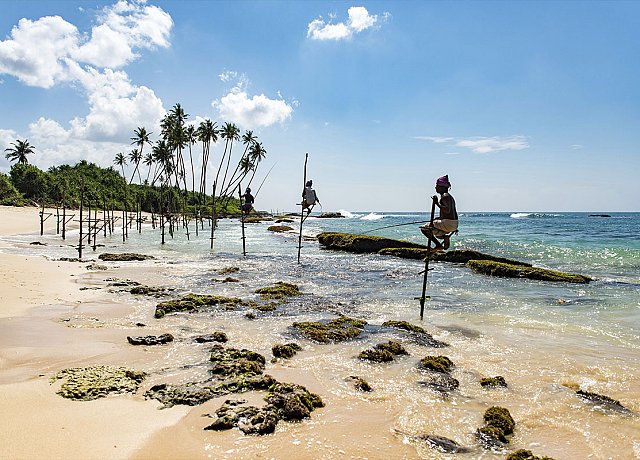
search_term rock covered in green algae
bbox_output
[382,320,448,348]
[98,253,155,261]
[272,343,302,359]
[267,225,294,232]
[52,365,146,401]
[359,340,408,362]
[255,282,302,300]
[218,266,239,275]
[316,232,427,253]
[419,355,454,373]
[378,247,429,259]
[253,302,278,312]
[243,216,273,223]
[292,317,367,343]
[154,293,248,318]
[476,406,515,449]
[194,332,228,343]
[467,260,592,284]
[418,374,460,393]
[127,333,174,345]
[347,376,372,392]
[429,249,532,266]
[506,449,555,460]
[205,400,279,435]
[576,390,631,413]
[264,382,324,421]
[210,344,266,378]
[480,376,508,388]
[129,285,169,297]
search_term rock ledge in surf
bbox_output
[467,260,592,284]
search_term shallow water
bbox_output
[3,211,639,458]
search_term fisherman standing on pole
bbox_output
[420,175,458,250]
[301,180,319,215]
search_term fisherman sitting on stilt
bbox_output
[241,187,254,213]
[420,175,458,251]
[300,180,320,215]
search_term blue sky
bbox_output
[1,1,638,212]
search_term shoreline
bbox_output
[1,205,638,459]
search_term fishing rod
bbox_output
[361,219,431,234]
[254,162,277,198]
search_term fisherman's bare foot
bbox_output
[443,235,450,250]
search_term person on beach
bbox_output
[420,175,458,250]
[241,187,254,213]
[300,180,319,214]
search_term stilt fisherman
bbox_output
[420,175,458,250]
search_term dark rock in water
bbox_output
[218,266,239,275]
[378,247,429,259]
[359,340,408,363]
[221,277,239,283]
[395,430,472,454]
[130,285,168,296]
[506,449,556,460]
[419,355,454,373]
[30,241,46,245]
[589,214,611,218]
[194,332,228,343]
[292,316,367,343]
[272,343,302,359]
[576,390,632,413]
[476,426,508,450]
[127,333,174,345]
[382,320,448,347]
[347,376,372,392]
[59,257,82,262]
[108,279,141,287]
[484,406,515,435]
[317,232,427,254]
[318,212,345,218]
[267,225,294,232]
[135,322,146,327]
[480,376,508,388]
[205,400,279,435]
[155,294,248,318]
[275,218,294,223]
[467,260,592,284]
[264,382,324,421]
[85,263,108,270]
[98,252,154,261]
[430,249,532,266]
[418,374,460,393]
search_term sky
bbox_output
[1,0,639,213]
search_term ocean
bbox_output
[3,210,639,458]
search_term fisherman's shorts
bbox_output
[421,219,458,238]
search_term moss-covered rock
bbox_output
[98,253,155,261]
[264,382,324,421]
[272,343,302,359]
[467,260,592,283]
[253,302,278,312]
[194,332,228,343]
[292,317,367,343]
[218,266,239,275]
[484,406,515,436]
[210,344,266,378]
[480,376,507,388]
[244,216,273,223]
[255,282,302,300]
[429,249,531,266]
[506,449,555,460]
[155,293,247,318]
[130,285,169,297]
[418,374,460,393]
[419,355,454,373]
[359,340,408,362]
[378,247,430,259]
[317,232,427,254]
[382,320,448,347]
[52,365,146,401]
[127,333,174,345]
[267,225,294,233]
[347,376,372,392]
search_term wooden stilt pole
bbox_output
[39,203,44,236]
[62,200,66,240]
[210,182,216,250]
[78,184,84,259]
[93,205,98,251]
[56,206,60,234]
[419,200,437,320]
[297,153,309,264]
[239,184,246,256]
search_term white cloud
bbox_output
[213,73,294,128]
[28,118,70,143]
[307,6,385,41]
[418,135,529,154]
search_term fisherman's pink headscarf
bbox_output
[436,175,451,188]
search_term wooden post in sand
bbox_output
[210,182,216,250]
[39,204,44,236]
[62,200,66,240]
[419,200,437,320]
[297,153,309,264]
[160,183,166,245]
[78,185,84,259]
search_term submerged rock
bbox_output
[155,293,248,318]
[429,249,531,266]
[467,260,592,284]
[347,376,372,392]
[506,449,555,460]
[480,376,508,388]
[264,382,324,421]
[382,320,448,347]
[255,282,302,300]
[378,247,429,260]
[218,266,239,275]
[476,406,515,450]
[272,343,302,359]
[127,333,174,345]
[130,285,169,297]
[98,253,154,261]
[292,317,367,343]
[317,232,427,254]
[576,390,632,413]
[205,400,279,435]
[359,340,408,363]
[52,365,146,401]
[419,355,454,373]
[194,332,228,343]
[396,431,472,454]
[418,374,460,393]
[267,225,293,233]
[318,212,345,218]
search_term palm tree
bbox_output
[4,139,35,164]
[185,124,197,198]
[128,148,142,184]
[247,142,267,187]
[143,152,154,184]
[196,119,218,199]
[216,122,240,195]
[222,130,257,195]
[130,127,151,184]
[114,152,127,179]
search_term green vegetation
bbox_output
[0,172,24,206]
[292,317,367,343]
[467,260,592,283]
[51,365,146,401]
[255,282,303,300]
[419,355,454,373]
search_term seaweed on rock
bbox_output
[506,449,555,460]
[316,232,427,254]
[267,225,293,233]
[127,333,174,345]
[154,294,248,318]
[98,253,154,261]
[255,282,302,300]
[52,365,146,401]
[272,343,302,359]
[419,355,454,373]
[359,340,408,363]
[292,317,367,343]
[480,376,508,388]
[476,406,515,450]
[347,376,372,392]
[382,320,448,347]
[467,260,592,284]
[264,382,324,421]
